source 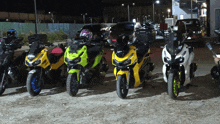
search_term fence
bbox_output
[0,22,85,38]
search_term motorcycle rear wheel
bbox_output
[168,72,180,99]
[66,73,79,96]
[116,75,128,99]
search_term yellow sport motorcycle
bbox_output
[25,35,66,96]
[107,22,155,99]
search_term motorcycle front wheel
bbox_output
[168,72,180,99]
[66,73,79,96]
[116,75,128,99]
[26,72,43,96]
[0,73,6,95]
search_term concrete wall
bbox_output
[0,22,85,38]
[210,0,220,37]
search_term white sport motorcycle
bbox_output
[161,27,197,99]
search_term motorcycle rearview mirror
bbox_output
[107,39,112,44]
[206,42,213,51]
[206,42,217,57]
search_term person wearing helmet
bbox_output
[2,29,18,44]
[7,29,17,38]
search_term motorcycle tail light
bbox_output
[112,39,117,42]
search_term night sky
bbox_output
[0,0,171,17]
[0,0,105,17]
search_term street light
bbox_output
[153,0,160,23]
[48,11,54,23]
[122,3,135,22]
[81,13,87,24]
[167,9,171,18]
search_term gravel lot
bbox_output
[1,40,220,124]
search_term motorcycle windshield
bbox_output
[29,41,42,55]
[166,33,183,56]
[114,42,130,58]
[69,41,83,53]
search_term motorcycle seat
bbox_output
[51,47,64,56]
[87,45,102,59]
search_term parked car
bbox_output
[75,23,116,46]
[175,19,205,46]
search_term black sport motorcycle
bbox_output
[0,37,28,95]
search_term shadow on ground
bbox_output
[177,74,220,101]
[126,73,167,99]
[75,69,116,97]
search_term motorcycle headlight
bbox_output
[164,57,171,62]
[74,57,81,63]
[66,57,81,63]
[27,54,35,61]
[113,59,120,65]
[34,60,41,66]
[123,59,131,65]
[176,57,184,63]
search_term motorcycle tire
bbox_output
[66,73,79,96]
[26,72,42,96]
[116,75,128,99]
[0,73,6,95]
[168,72,180,99]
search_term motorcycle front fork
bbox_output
[0,70,8,89]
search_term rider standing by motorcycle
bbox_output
[3,29,18,44]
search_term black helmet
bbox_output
[7,29,17,38]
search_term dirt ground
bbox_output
[1,40,220,124]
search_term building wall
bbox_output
[172,0,198,19]
[210,0,220,37]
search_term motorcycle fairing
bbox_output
[91,50,104,68]
[25,48,50,69]
[68,69,80,81]
[113,45,151,87]
[162,44,194,86]
[64,46,88,68]
[50,56,64,70]
[112,45,137,66]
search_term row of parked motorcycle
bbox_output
[0,22,219,100]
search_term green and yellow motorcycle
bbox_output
[64,30,109,96]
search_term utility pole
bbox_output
[191,0,193,19]
[34,0,38,34]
